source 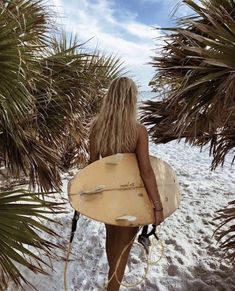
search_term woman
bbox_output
[89,77,163,291]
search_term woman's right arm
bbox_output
[135,124,163,225]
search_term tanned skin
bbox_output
[89,123,163,291]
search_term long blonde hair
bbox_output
[91,77,138,156]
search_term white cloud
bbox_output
[49,0,163,90]
[124,22,159,40]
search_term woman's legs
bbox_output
[105,224,139,291]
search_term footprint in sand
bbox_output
[175,244,186,255]
[176,256,184,265]
[209,262,216,270]
[165,239,186,255]
[202,218,210,225]
[198,229,206,234]
[167,264,178,276]
[166,256,173,264]
[186,215,194,223]
[165,238,177,245]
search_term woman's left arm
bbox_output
[89,130,99,164]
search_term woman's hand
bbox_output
[153,200,164,225]
[154,208,164,225]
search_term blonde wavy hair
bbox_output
[91,77,139,156]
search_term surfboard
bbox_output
[68,153,181,227]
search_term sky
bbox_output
[51,0,195,90]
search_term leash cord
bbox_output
[64,226,165,291]
[105,225,164,289]
[106,238,149,289]
[64,242,72,291]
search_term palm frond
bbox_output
[34,32,125,170]
[0,1,125,289]
[0,188,65,290]
[141,0,235,168]
[141,0,235,260]
[214,200,235,262]
[0,0,62,191]
[0,3,125,188]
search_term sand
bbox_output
[6,137,235,291]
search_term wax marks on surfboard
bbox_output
[68,154,181,226]
[67,153,124,197]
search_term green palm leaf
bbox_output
[214,200,235,262]
[0,1,124,189]
[141,0,235,260]
[34,32,124,170]
[141,0,235,169]
[0,189,65,290]
[0,0,62,191]
[0,1,125,289]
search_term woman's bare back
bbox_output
[89,123,163,225]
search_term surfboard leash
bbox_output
[105,233,149,289]
[104,224,165,289]
[64,216,165,291]
[64,210,80,291]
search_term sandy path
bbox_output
[6,140,235,291]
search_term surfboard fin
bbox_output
[115,215,137,222]
[79,185,105,195]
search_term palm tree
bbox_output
[0,0,60,191]
[33,32,124,172]
[0,0,124,289]
[141,0,235,261]
[0,1,124,192]
[0,1,66,288]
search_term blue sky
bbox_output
[51,0,194,90]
